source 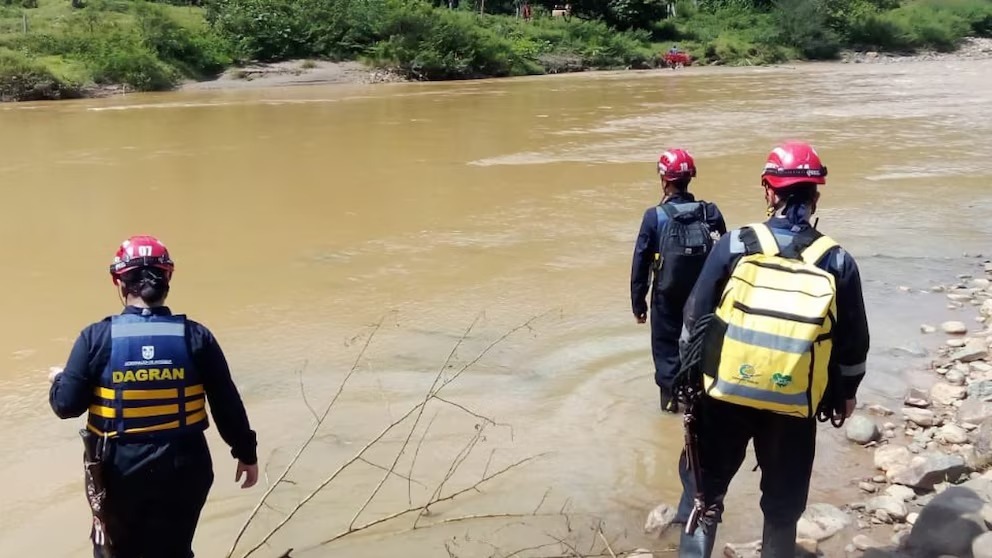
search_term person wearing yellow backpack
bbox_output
[673,141,870,558]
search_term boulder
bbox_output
[931,382,968,406]
[905,485,992,557]
[951,342,990,363]
[643,503,676,535]
[974,418,992,469]
[853,534,884,550]
[889,452,970,490]
[905,388,931,408]
[974,533,992,558]
[947,369,968,385]
[885,484,917,502]
[868,404,895,416]
[960,399,992,425]
[867,495,909,521]
[876,445,912,472]
[904,407,938,427]
[847,415,882,444]
[981,299,992,318]
[796,503,850,541]
[944,321,969,334]
[938,424,970,445]
[968,380,992,401]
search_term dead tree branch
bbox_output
[226,316,385,558]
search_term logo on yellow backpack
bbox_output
[700,223,838,418]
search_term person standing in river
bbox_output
[675,141,870,557]
[630,148,727,413]
[49,235,259,558]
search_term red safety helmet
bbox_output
[109,235,175,284]
[761,141,827,189]
[657,148,697,181]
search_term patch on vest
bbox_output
[112,368,186,383]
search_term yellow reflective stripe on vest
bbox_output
[800,235,838,266]
[188,410,208,425]
[89,404,116,418]
[93,385,202,401]
[187,398,206,412]
[748,223,779,256]
[122,404,180,419]
[184,384,204,397]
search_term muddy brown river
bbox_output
[2,59,992,557]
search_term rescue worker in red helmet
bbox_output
[631,148,727,413]
[49,235,259,558]
[674,142,870,557]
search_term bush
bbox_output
[773,0,841,59]
[0,48,81,101]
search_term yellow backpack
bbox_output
[700,223,838,418]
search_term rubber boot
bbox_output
[661,386,680,413]
[678,523,717,558]
[760,521,797,558]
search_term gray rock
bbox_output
[939,424,970,444]
[873,475,887,483]
[722,541,761,558]
[905,486,991,557]
[951,341,990,363]
[948,338,969,348]
[853,534,884,550]
[796,503,851,541]
[627,550,653,558]
[960,399,992,425]
[931,382,968,405]
[969,380,992,401]
[905,388,931,408]
[876,445,913,472]
[875,509,893,523]
[971,361,992,375]
[890,452,970,490]
[922,324,938,334]
[907,511,919,525]
[868,495,909,521]
[847,415,882,444]
[974,533,992,558]
[886,484,917,502]
[947,369,967,385]
[643,503,677,535]
[943,321,969,334]
[868,404,895,416]
[904,407,938,427]
[860,481,878,493]
[975,418,992,468]
[981,299,992,318]
[948,293,975,303]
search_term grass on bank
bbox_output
[0,0,991,101]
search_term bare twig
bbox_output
[347,315,484,530]
[435,395,514,439]
[296,360,317,423]
[408,410,439,505]
[597,527,617,558]
[357,457,425,488]
[226,317,385,558]
[316,455,544,547]
[483,448,498,479]
[533,488,551,515]
[415,424,488,528]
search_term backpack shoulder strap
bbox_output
[799,234,839,266]
[739,223,779,256]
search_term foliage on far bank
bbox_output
[204,0,656,80]
[1,0,992,101]
[0,0,231,99]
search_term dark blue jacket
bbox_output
[50,306,258,465]
[631,192,728,317]
[682,216,870,399]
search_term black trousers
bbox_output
[650,301,683,390]
[695,397,817,526]
[98,435,215,558]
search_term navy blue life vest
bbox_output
[87,313,208,439]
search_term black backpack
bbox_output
[653,202,714,302]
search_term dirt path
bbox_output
[179,60,407,91]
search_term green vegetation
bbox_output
[0,0,990,101]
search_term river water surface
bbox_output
[2,59,992,557]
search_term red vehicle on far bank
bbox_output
[663,45,692,69]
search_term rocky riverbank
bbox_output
[642,259,992,557]
[841,37,992,65]
[799,260,992,557]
